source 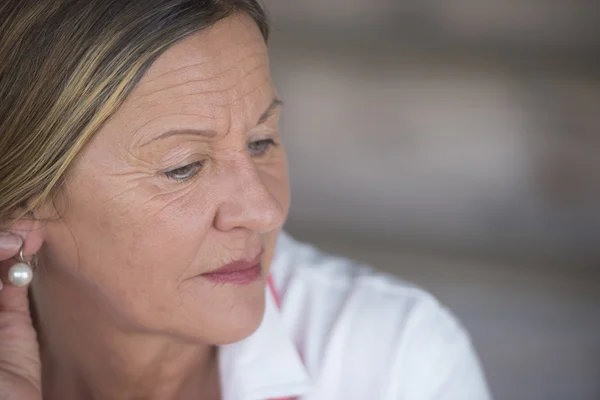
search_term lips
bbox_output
[200,252,263,284]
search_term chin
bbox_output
[215,311,265,345]
[211,302,267,345]
[176,279,267,345]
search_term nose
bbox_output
[213,158,285,234]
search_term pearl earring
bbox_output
[8,246,37,287]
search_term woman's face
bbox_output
[37,14,289,344]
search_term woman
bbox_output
[0,1,491,399]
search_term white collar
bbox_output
[218,285,313,400]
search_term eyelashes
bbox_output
[164,161,203,182]
[163,138,278,183]
[247,138,277,157]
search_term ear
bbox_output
[9,218,45,258]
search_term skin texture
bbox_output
[2,13,290,400]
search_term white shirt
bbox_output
[219,232,492,400]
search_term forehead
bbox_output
[139,13,268,98]
[105,13,272,143]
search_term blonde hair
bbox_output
[0,0,269,229]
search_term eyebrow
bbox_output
[140,128,218,147]
[140,97,283,148]
[257,97,283,125]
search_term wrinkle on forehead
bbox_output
[124,64,272,149]
[127,112,218,148]
[134,13,268,98]
[135,52,268,101]
[93,14,274,164]
[119,33,270,145]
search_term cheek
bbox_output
[262,151,291,216]
[104,187,214,275]
[259,157,291,273]
[48,174,215,288]
[44,178,221,329]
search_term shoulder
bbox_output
[271,232,491,399]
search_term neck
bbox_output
[31,271,220,400]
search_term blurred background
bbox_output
[262,1,600,399]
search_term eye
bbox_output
[164,161,203,182]
[247,138,277,157]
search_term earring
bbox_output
[8,245,37,287]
